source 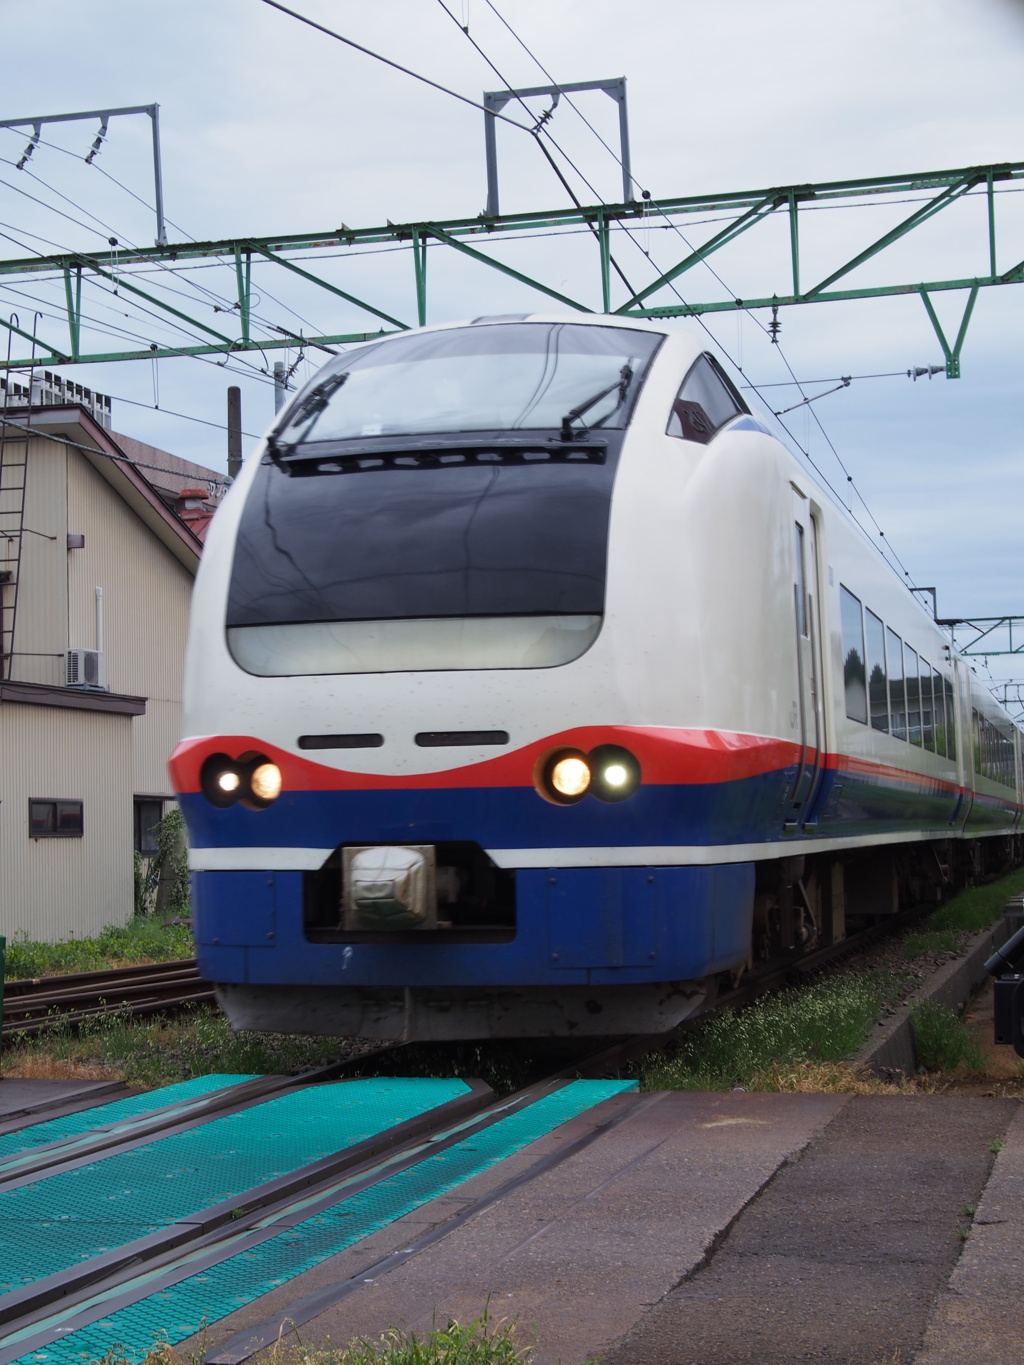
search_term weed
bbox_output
[926,868,1024,936]
[637,973,886,1091]
[902,929,957,959]
[911,1000,985,1072]
[990,1139,1005,1154]
[2,918,193,980]
[2,1005,377,1088]
[105,1312,530,1365]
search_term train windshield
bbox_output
[226,322,662,676]
[271,322,661,445]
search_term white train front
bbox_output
[170,315,1023,1039]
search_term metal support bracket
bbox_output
[920,283,979,378]
[0,104,167,246]
[484,77,631,217]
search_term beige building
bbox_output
[0,381,223,943]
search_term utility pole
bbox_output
[227,386,242,479]
[273,361,287,413]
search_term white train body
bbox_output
[171,315,1022,1039]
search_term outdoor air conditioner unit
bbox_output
[66,648,106,690]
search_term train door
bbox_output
[785,493,825,832]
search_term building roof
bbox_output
[0,404,208,572]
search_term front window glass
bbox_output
[274,323,662,446]
[227,323,662,676]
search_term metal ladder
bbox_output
[0,401,29,681]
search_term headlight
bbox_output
[250,762,282,803]
[201,754,243,808]
[552,755,590,797]
[589,745,642,802]
[538,748,591,804]
[200,752,282,808]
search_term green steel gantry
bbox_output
[1,159,1022,374]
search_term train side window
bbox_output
[666,354,747,444]
[794,523,808,637]
[906,647,922,746]
[887,628,906,740]
[840,586,868,724]
[930,666,944,757]
[943,674,957,761]
[921,664,935,751]
[973,708,982,775]
[865,609,888,732]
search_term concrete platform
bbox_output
[914,1105,1024,1365]
[195,1091,845,1365]
[0,1077,126,1127]
[603,1095,1015,1365]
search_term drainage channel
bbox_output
[0,1072,635,1365]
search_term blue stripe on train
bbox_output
[178,763,982,854]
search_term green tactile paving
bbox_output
[0,1076,259,1163]
[0,1078,469,1297]
[15,1079,635,1365]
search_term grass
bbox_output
[638,973,888,1091]
[902,928,958,959]
[2,917,194,980]
[637,867,1024,1093]
[924,866,1024,935]
[911,999,985,1072]
[94,1312,530,1365]
[1,1005,376,1088]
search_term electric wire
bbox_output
[478,0,918,585]
[0,413,230,489]
[256,0,535,131]
[433,0,638,294]
[0,131,333,369]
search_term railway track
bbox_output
[1,958,215,1038]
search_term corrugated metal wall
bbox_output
[0,703,134,942]
[0,434,196,941]
[10,437,67,687]
[66,453,193,796]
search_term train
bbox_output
[169,313,1024,1040]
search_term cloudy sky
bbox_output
[3,0,1024,694]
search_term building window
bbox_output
[134,798,165,855]
[29,799,84,838]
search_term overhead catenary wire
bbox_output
[0,412,231,487]
[256,0,536,131]
[477,0,918,587]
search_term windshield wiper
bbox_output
[285,370,350,429]
[559,363,633,442]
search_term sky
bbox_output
[2,0,1024,698]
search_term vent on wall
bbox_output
[66,648,106,690]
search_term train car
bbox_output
[169,314,1023,1039]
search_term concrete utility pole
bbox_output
[273,361,287,413]
[227,386,242,479]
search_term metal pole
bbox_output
[614,80,632,203]
[273,362,287,413]
[483,93,505,218]
[227,386,242,478]
[149,104,167,247]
